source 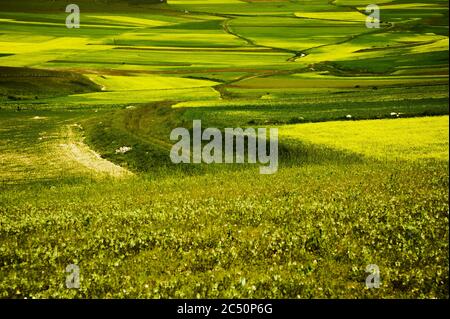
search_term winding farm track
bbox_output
[59,124,134,178]
[0,116,133,185]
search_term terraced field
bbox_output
[0,0,448,299]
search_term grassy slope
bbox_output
[0,109,448,298]
[0,66,101,101]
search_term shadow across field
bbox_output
[0,66,101,101]
[82,102,367,178]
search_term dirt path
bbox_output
[59,124,134,178]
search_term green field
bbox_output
[0,0,448,299]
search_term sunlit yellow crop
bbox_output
[280,116,449,161]
[294,11,367,22]
[87,74,218,91]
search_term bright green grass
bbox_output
[229,18,367,52]
[177,84,449,127]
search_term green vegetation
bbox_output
[0,66,101,101]
[0,0,448,299]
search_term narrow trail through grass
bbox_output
[60,124,134,178]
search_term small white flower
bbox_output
[115,146,132,154]
[346,114,352,119]
[32,116,46,120]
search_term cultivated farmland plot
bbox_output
[0,0,448,299]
